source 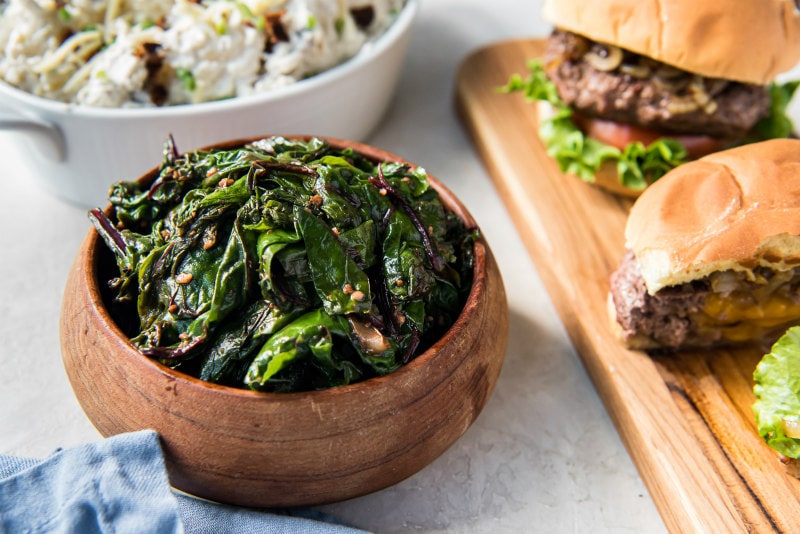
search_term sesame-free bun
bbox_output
[542,0,800,85]
[625,139,800,294]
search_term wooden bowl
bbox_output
[59,136,509,507]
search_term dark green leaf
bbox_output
[295,206,371,316]
[199,300,296,384]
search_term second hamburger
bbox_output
[609,138,800,350]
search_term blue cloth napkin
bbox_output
[0,430,368,534]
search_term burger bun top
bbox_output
[625,138,800,294]
[542,0,800,85]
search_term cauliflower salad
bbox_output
[0,0,406,107]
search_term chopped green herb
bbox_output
[307,15,316,30]
[236,2,255,20]
[57,7,71,22]
[335,16,345,36]
[175,67,196,92]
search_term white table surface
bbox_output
[0,1,671,532]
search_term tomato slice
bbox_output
[573,114,724,159]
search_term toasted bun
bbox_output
[542,0,800,85]
[625,139,800,294]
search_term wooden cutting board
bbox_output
[455,39,800,533]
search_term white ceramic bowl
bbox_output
[0,0,417,207]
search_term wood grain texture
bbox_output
[455,39,800,533]
[59,137,509,508]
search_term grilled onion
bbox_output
[584,43,623,72]
[347,316,391,355]
[665,96,700,114]
[619,62,651,79]
[654,64,683,80]
[689,76,720,115]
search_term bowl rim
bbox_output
[84,134,490,402]
[0,0,418,118]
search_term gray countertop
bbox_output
[0,1,671,531]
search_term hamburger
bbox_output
[609,138,800,350]
[504,0,800,196]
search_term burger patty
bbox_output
[543,30,771,139]
[610,250,709,349]
[610,250,800,349]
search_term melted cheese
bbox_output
[695,289,800,342]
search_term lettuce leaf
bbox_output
[500,60,798,190]
[753,326,800,459]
